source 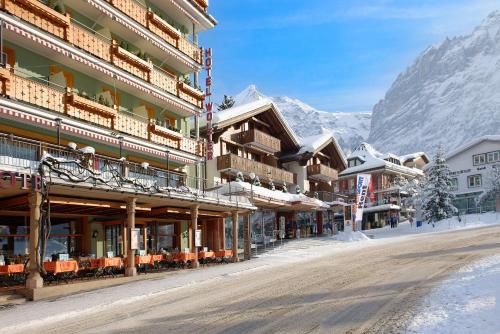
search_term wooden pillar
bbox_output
[231,211,239,262]
[142,225,148,253]
[243,212,251,260]
[26,192,43,293]
[125,198,137,277]
[191,205,199,268]
[317,211,324,235]
[220,218,226,250]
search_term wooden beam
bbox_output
[0,210,111,218]
[0,196,28,209]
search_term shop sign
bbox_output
[0,171,42,192]
[195,229,202,247]
[205,48,214,160]
[130,228,140,250]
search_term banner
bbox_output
[354,174,371,230]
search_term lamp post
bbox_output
[55,118,62,145]
[118,136,124,159]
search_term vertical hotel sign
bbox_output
[354,174,371,231]
[205,48,214,160]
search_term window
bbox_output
[487,151,500,163]
[450,178,458,191]
[467,175,482,188]
[473,154,486,166]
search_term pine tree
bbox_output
[218,95,235,111]
[421,145,457,225]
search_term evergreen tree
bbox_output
[421,145,457,225]
[218,95,235,111]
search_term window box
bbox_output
[65,90,118,119]
[111,40,153,72]
[148,122,183,140]
[147,11,181,40]
[177,81,204,100]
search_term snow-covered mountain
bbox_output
[233,85,371,153]
[368,11,500,156]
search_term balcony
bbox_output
[307,164,338,182]
[1,0,204,108]
[0,68,204,156]
[194,0,209,10]
[106,0,203,64]
[217,154,296,185]
[231,129,281,154]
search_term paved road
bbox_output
[19,226,500,333]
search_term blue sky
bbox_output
[201,0,498,112]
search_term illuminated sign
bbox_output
[205,48,214,160]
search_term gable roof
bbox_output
[199,99,301,149]
[400,152,430,164]
[283,132,347,169]
[339,143,424,177]
[446,135,500,160]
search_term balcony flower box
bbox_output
[111,41,153,72]
[65,90,118,118]
[147,11,181,40]
[177,81,204,100]
[194,0,208,9]
[15,0,70,27]
[148,122,183,140]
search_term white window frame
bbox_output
[450,178,458,191]
[467,175,482,188]
[473,154,486,166]
[487,151,500,163]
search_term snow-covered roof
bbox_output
[340,143,424,177]
[218,180,329,209]
[281,132,347,168]
[199,99,301,148]
[400,152,430,163]
[446,135,500,160]
[363,204,400,213]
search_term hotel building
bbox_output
[338,143,428,229]
[200,99,346,256]
[0,0,255,299]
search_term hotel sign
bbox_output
[205,48,214,160]
[0,171,42,192]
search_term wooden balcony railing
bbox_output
[0,69,204,156]
[307,164,338,182]
[106,0,203,65]
[1,0,71,40]
[194,0,209,10]
[217,154,296,185]
[232,129,281,153]
[1,0,204,108]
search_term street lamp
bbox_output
[117,136,124,159]
[55,118,62,145]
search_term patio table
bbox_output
[0,264,25,275]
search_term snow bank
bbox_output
[365,212,500,239]
[407,253,500,333]
[333,231,370,242]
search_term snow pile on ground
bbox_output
[407,253,500,333]
[365,212,500,240]
[333,231,370,242]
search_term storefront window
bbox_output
[157,224,175,251]
[105,224,123,256]
[47,218,82,258]
[0,216,29,257]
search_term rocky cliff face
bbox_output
[368,11,500,155]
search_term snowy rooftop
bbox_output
[446,135,500,160]
[218,181,329,209]
[340,143,424,177]
[199,99,301,147]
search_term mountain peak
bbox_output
[368,11,500,156]
[232,85,372,153]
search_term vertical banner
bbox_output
[205,48,214,160]
[195,229,202,247]
[130,228,140,250]
[355,174,371,231]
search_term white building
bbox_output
[446,136,500,213]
